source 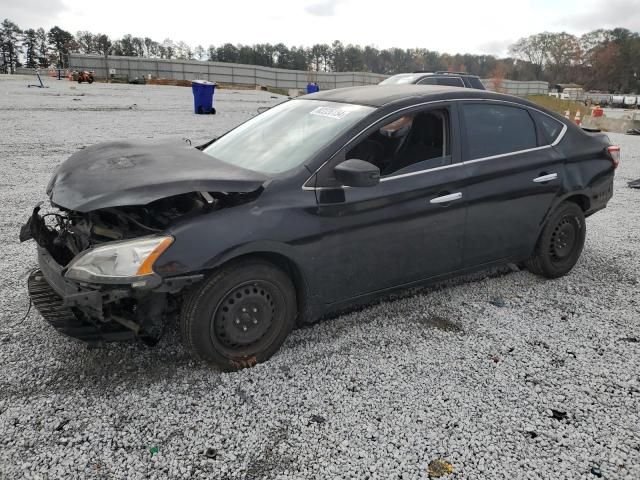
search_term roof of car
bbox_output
[302,84,505,108]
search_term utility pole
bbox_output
[104,52,109,83]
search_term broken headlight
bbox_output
[65,236,173,284]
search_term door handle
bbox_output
[430,192,463,204]
[533,173,558,183]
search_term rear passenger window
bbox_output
[436,77,465,87]
[418,76,464,87]
[468,77,485,90]
[531,110,564,144]
[462,104,537,159]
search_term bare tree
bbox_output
[94,34,112,56]
[509,32,554,79]
[194,44,205,61]
[76,30,95,53]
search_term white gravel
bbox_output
[1,76,639,480]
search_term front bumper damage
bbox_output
[29,245,203,345]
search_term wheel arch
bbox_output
[209,250,311,325]
[563,193,591,212]
[531,193,590,259]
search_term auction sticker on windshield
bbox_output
[310,106,352,120]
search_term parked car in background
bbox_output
[21,85,618,370]
[380,71,485,89]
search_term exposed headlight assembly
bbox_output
[65,236,173,284]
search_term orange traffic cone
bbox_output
[574,111,581,125]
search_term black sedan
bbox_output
[21,85,618,370]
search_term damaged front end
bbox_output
[20,194,218,344]
[20,139,268,345]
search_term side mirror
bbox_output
[334,159,380,187]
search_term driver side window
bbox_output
[346,108,450,177]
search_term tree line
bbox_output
[1,18,639,93]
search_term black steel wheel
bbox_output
[180,259,296,370]
[526,202,586,278]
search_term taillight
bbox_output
[607,146,620,169]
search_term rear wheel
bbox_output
[525,202,586,278]
[180,260,296,370]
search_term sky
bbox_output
[3,0,640,57]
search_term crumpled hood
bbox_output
[46,139,268,212]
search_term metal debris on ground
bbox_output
[629,178,640,189]
[550,409,568,421]
[489,298,507,308]
[619,336,639,343]
[309,414,326,424]
[427,458,454,478]
[417,315,463,332]
[591,466,603,477]
[204,447,217,459]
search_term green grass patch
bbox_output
[526,95,589,119]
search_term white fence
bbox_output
[68,54,388,90]
[62,55,551,96]
[481,79,549,96]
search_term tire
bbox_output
[88,77,94,84]
[525,202,586,279]
[180,259,296,370]
[77,78,82,84]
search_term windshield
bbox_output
[379,74,424,85]
[203,99,374,174]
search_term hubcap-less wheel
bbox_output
[525,202,586,279]
[180,260,297,370]
[210,280,282,356]
[550,216,578,261]
[213,281,275,347]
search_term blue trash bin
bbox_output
[306,83,319,94]
[191,80,216,114]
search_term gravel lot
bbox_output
[1,76,639,480]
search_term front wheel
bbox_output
[180,260,296,370]
[525,202,586,278]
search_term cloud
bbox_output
[305,0,344,16]
[1,0,67,29]
[556,0,640,32]
[477,39,515,57]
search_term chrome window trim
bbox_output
[463,145,551,165]
[550,124,568,146]
[302,98,568,191]
[380,161,460,182]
